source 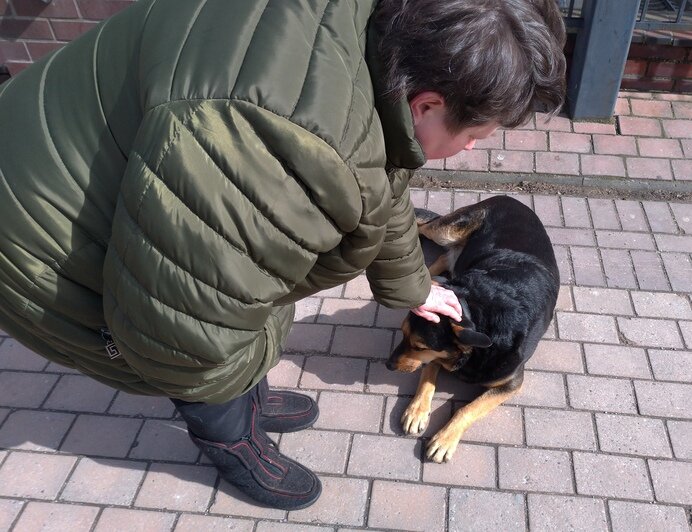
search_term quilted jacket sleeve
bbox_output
[102,99,354,402]
[366,169,431,308]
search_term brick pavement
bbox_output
[0,186,690,531]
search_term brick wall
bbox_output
[0,0,691,94]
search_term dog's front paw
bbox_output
[401,404,431,435]
[426,427,461,463]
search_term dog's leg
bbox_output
[426,373,523,463]
[401,363,440,435]
[427,254,450,277]
[417,205,486,247]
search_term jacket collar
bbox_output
[366,23,426,170]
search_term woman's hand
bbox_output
[411,284,462,323]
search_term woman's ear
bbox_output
[409,91,446,126]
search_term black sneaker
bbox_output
[189,402,321,510]
[256,378,319,433]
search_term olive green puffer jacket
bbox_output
[0,0,430,402]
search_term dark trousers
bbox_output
[171,377,269,442]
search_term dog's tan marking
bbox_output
[401,363,440,435]
[417,207,486,247]
[426,380,522,463]
[428,254,449,276]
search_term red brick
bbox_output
[369,481,446,532]
[505,130,547,151]
[445,149,489,171]
[490,150,534,172]
[573,453,652,500]
[13,502,98,531]
[567,374,637,414]
[0,18,53,39]
[630,98,674,117]
[13,0,79,18]
[674,78,692,92]
[638,137,683,157]
[626,157,673,180]
[528,495,607,532]
[535,151,580,175]
[573,121,616,134]
[96,508,176,531]
[61,457,146,505]
[647,61,692,79]
[593,134,637,155]
[609,501,689,532]
[628,43,687,60]
[618,116,663,136]
[449,489,525,531]
[648,460,692,505]
[0,40,29,62]
[635,381,692,419]
[50,19,98,40]
[25,41,64,61]
[584,344,651,378]
[662,118,692,138]
[581,154,626,177]
[672,159,692,180]
[499,447,573,493]
[621,77,675,92]
[76,0,134,20]
[624,59,648,76]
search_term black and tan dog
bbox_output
[386,195,559,463]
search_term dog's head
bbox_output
[386,309,492,373]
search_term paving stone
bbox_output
[648,460,692,505]
[449,489,526,532]
[661,252,692,292]
[506,130,547,151]
[535,151,580,175]
[556,285,575,311]
[617,317,683,348]
[453,191,481,208]
[626,157,673,180]
[526,340,583,373]
[608,501,690,532]
[446,149,489,171]
[638,138,683,158]
[560,197,590,227]
[382,396,453,438]
[596,413,671,457]
[672,159,692,180]
[0,371,58,408]
[108,392,176,418]
[499,447,573,493]
[581,154,626,177]
[61,457,146,505]
[452,405,524,446]
[0,338,48,370]
[0,408,9,427]
[330,326,392,358]
[369,480,446,532]
[506,371,567,408]
[593,134,638,155]
[572,287,633,315]
[348,434,420,480]
[630,99,673,118]
[301,355,366,392]
[364,360,419,395]
[547,227,595,246]
[662,118,692,138]
[573,121,616,134]
[583,344,651,379]
[528,494,608,532]
[128,420,199,462]
[635,381,692,419]
[342,275,373,300]
[375,305,407,328]
[681,321,692,349]
[13,501,99,532]
[422,158,444,169]
[601,249,638,288]
[490,150,534,172]
[671,101,692,119]
[567,375,637,414]
[210,481,286,520]
[596,230,655,250]
[294,297,321,322]
[176,515,254,532]
[557,312,619,343]
[618,116,663,136]
[94,508,177,532]
[316,285,343,298]
[267,354,304,388]
[410,189,426,208]
[427,190,454,213]
[315,391,383,433]
[573,452,652,500]
[524,408,596,450]
[588,198,621,229]
[423,443,495,487]
[135,463,216,512]
[475,129,505,148]
[0,410,74,452]
[289,476,369,527]
[669,202,692,233]
[655,234,692,253]
[649,349,692,382]
[553,246,574,284]
[61,414,141,458]
[616,200,650,232]
[631,250,670,291]
[317,299,377,326]
[667,420,692,459]
[533,195,562,226]
[43,374,117,413]
[549,132,592,153]
[0,452,77,499]
[536,112,572,131]
[570,247,606,286]
[642,201,677,233]
[0,498,23,530]
[280,429,350,474]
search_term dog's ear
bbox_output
[451,323,492,348]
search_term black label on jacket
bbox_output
[100,328,121,359]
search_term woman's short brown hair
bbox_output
[373,0,567,132]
